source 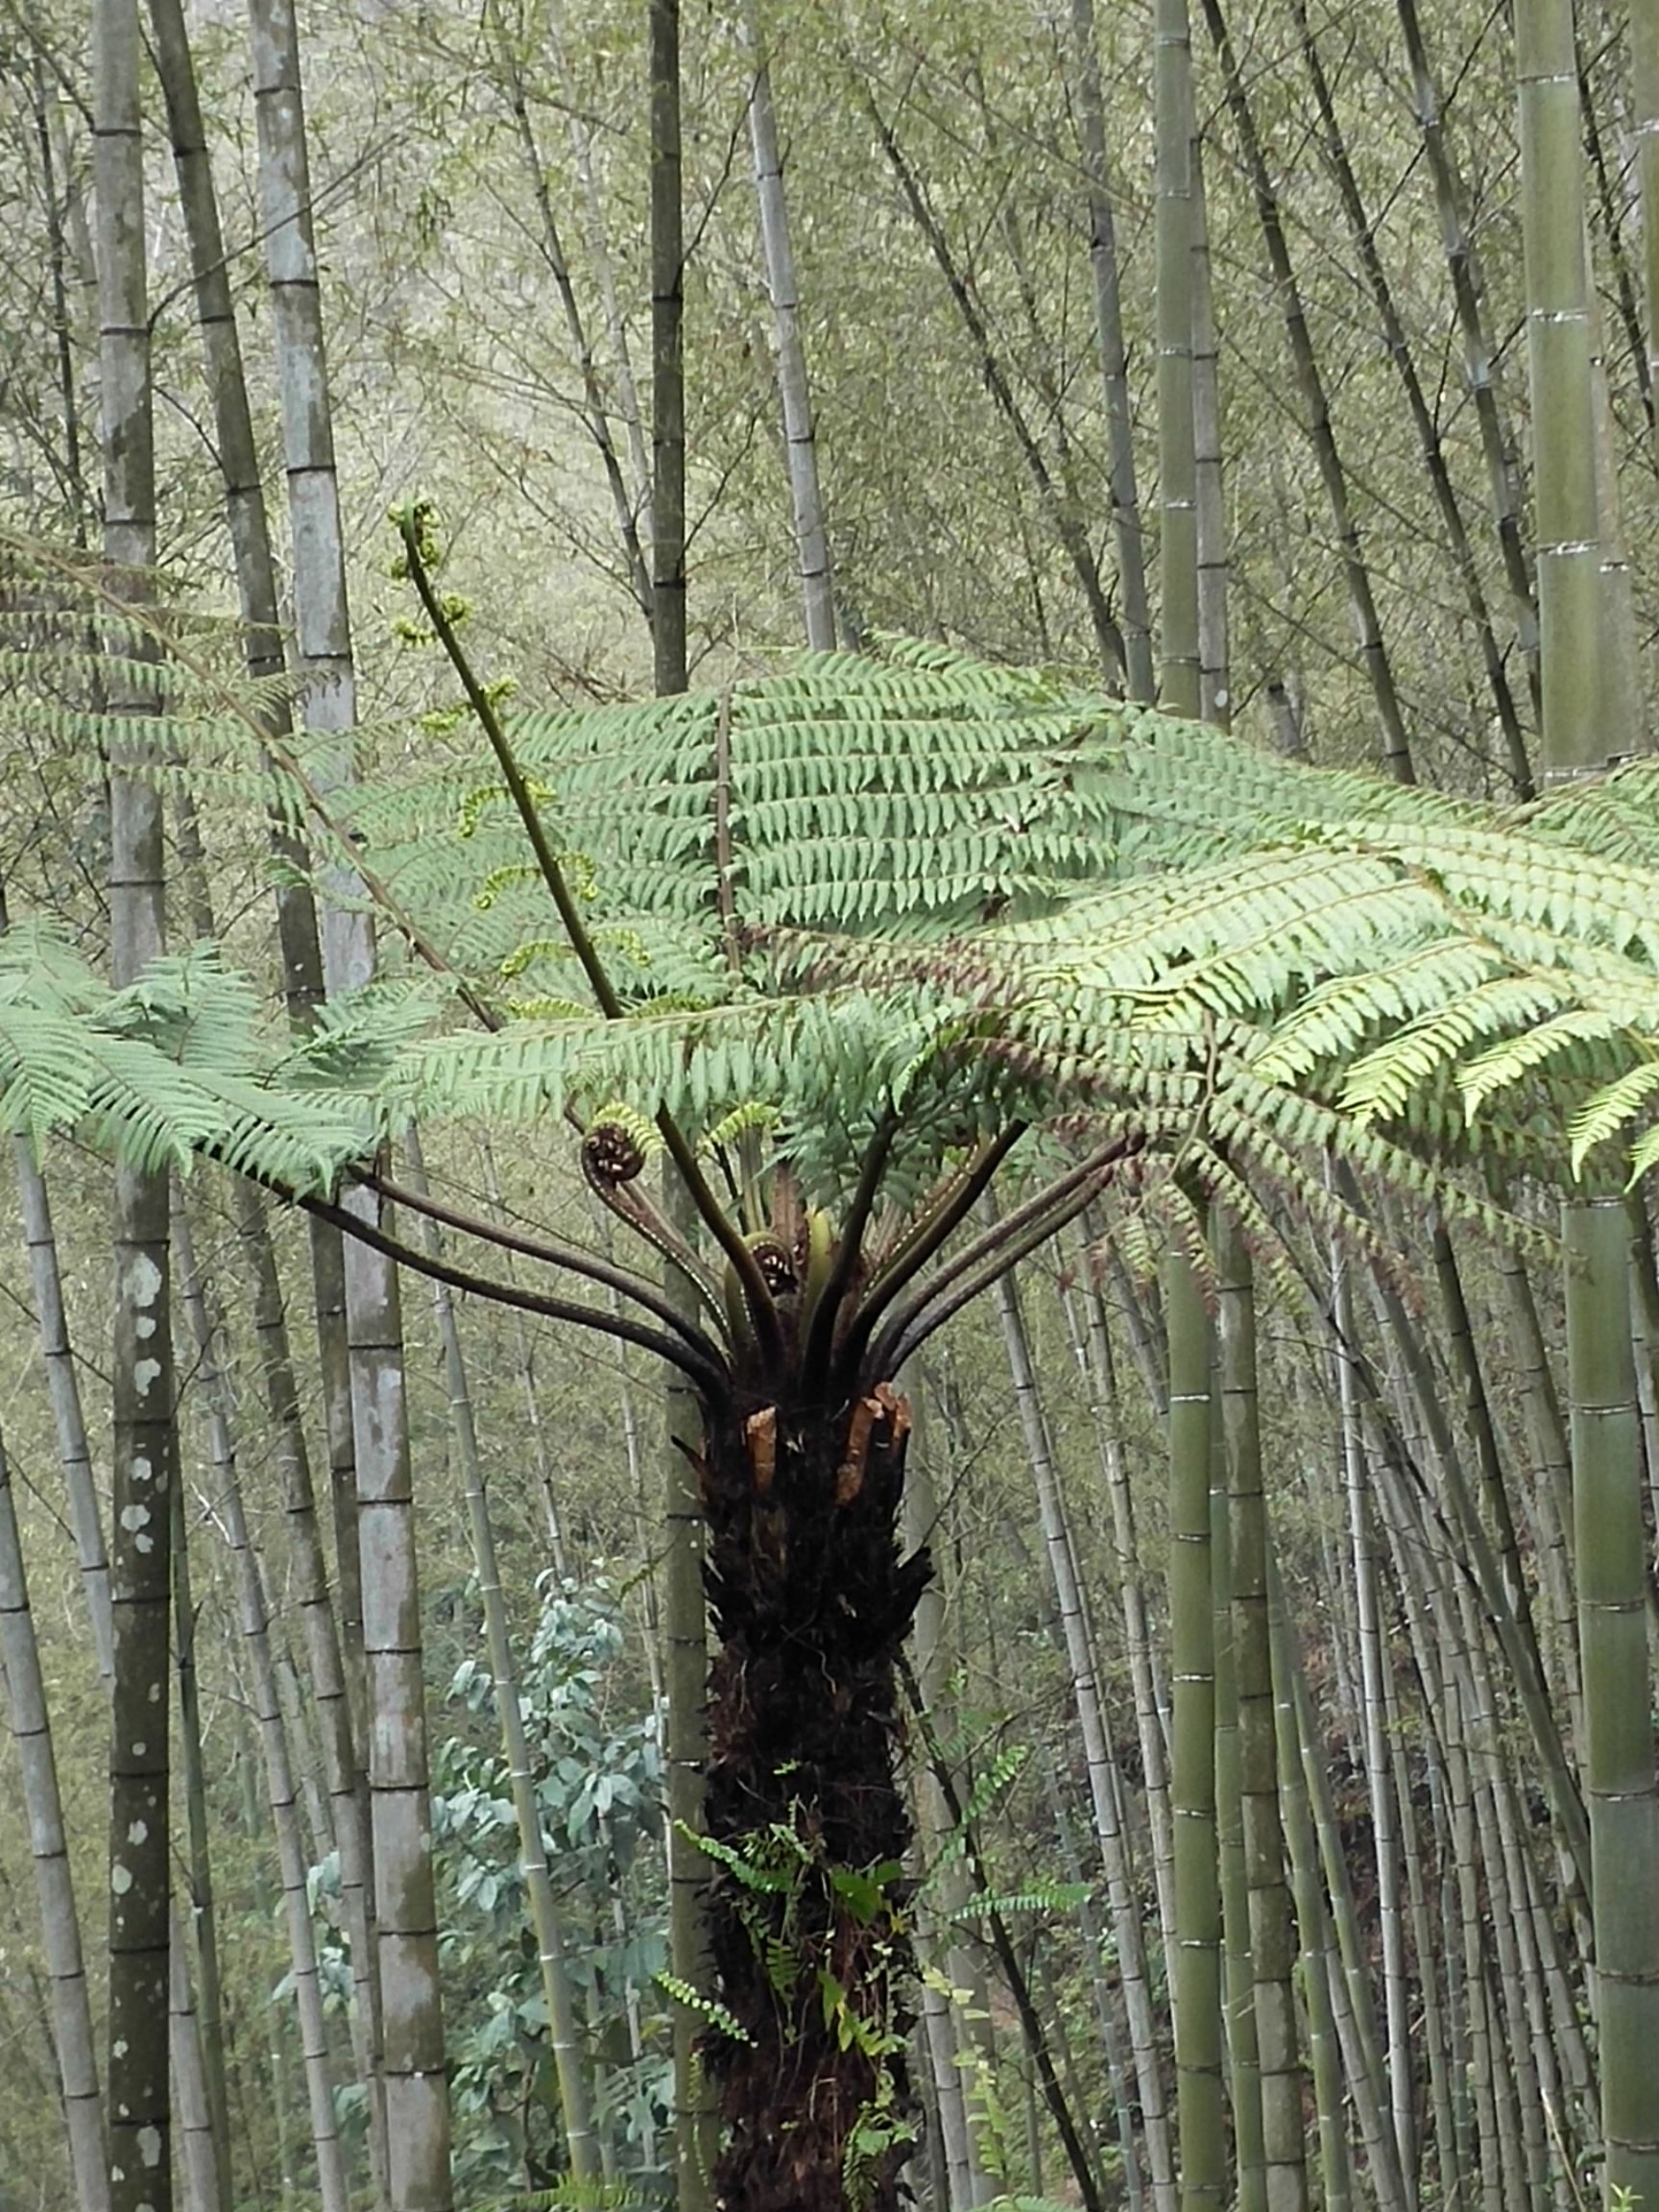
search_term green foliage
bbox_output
[10,543,1659,1276]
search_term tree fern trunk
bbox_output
[698,1387,927,2212]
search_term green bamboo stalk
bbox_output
[1166,1245,1223,2210]
[1267,1586,1351,2212]
[1215,1218,1307,2212]
[1155,0,1199,717]
[1330,1235,1412,2183]
[1209,1455,1263,2212]
[1564,1200,1659,2203]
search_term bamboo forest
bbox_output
[12,0,1659,2208]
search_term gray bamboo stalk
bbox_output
[1266,1593,1351,2212]
[1198,0,1414,781]
[1495,1243,1582,1747]
[1190,150,1228,728]
[169,1467,234,2212]
[1331,1267,1412,2185]
[1210,1451,1264,2212]
[1361,1255,1589,1889]
[92,4,175,2204]
[247,0,451,2191]
[1214,1217,1307,2212]
[991,1256,1175,2208]
[1634,0,1659,438]
[1564,1199,1659,2202]
[904,1420,997,2210]
[175,1207,351,2212]
[1063,1225,1175,1959]
[1394,0,1541,705]
[228,1178,381,2122]
[741,3,835,647]
[145,2,386,2154]
[1166,1244,1223,2212]
[1276,1600,1411,2212]
[168,1916,221,2212]
[1155,0,1200,718]
[10,1129,112,1679]
[483,0,653,618]
[545,21,653,523]
[1373,1448,1507,2209]
[1290,0,1532,794]
[242,1739,301,2212]
[1041,1747,1144,2212]
[400,1133,600,2184]
[0,1425,110,2212]
[1070,0,1154,699]
[1382,1653,1458,2210]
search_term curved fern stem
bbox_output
[359,1166,728,1372]
[872,1136,1136,1380]
[842,1123,1027,1367]
[799,1108,899,1399]
[295,1181,730,1400]
[397,508,785,1368]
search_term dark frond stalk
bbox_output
[1289,0,1533,796]
[1198,0,1415,783]
[398,522,782,1367]
[292,1184,731,1400]
[868,1136,1131,1380]
[800,1111,900,1397]
[853,1124,1028,1331]
[359,1166,727,1366]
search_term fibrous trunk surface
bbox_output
[695,1382,928,2212]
